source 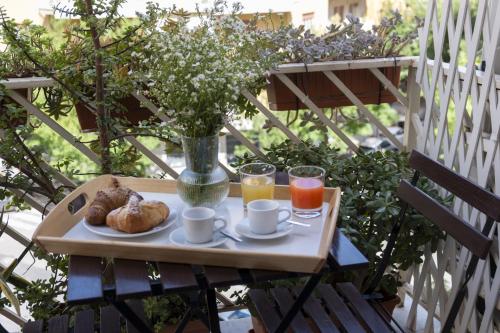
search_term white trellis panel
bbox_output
[410,0,500,331]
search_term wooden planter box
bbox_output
[266,66,401,111]
[75,95,158,132]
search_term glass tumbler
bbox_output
[239,163,276,208]
[288,165,325,218]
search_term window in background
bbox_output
[348,3,360,17]
[328,1,344,23]
[302,12,314,30]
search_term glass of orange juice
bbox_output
[240,163,276,208]
[289,166,325,218]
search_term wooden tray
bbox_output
[33,175,341,273]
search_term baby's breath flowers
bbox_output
[136,1,275,138]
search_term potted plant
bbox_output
[232,140,447,323]
[136,2,276,207]
[56,13,160,132]
[265,12,419,111]
[0,19,65,127]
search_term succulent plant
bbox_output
[269,11,421,64]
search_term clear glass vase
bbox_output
[176,135,229,207]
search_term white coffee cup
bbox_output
[182,207,227,244]
[247,199,291,234]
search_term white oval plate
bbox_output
[169,228,227,248]
[235,218,293,240]
[83,209,177,238]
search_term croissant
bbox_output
[106,196,169,233]
[85,177,143,225]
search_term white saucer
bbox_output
[235,218,293,240]
[169,228,228,248]
[83,209,177,238]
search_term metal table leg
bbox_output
[274,273,322,333]
[206,288,221,333]
[110,300,153,333]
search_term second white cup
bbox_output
[247,199,291,234]
[182,207,227,243]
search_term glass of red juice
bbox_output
[288,166,325,218]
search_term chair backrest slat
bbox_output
[397,180,492,259]
[409,150,500,220]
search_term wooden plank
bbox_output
[157,263,199,292]
[67,256,103,304]
[23,320,43,333]
[292,288,340,333]
[329,230,368,270]
[74,309,94,333]
[124,136,179,179]
[203,266,244,288]
[100,305,121,333]
[317,284,365,333]
[270,287,313,333]
[369,68,409,107]
[47,315,69,333]
[276,73,358,152]
[409,150,500,220]
[125,299,151,333]
[398,180,492,259]
[323,70,404,150]
[7,90,101,164]
[113,259,151,300]
[241,89,301,144]
[336,283,392,333]
[248,289,282,333]
[269,56,417,74]
[224,122,266,160]
[0,77,55,89]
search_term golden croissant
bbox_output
[106,196,169,233]
[85,177,143,225]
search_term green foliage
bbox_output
[234,140,448,295]
[144,295,188,332]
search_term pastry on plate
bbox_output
[106,196,170,233]
[85,177,142,225]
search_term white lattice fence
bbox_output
[408,0,500,331]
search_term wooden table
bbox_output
[65,229,367,333]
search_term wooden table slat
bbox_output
[336,282,392,333]
[100,305,121,333]
[74,309,94,333]
[47,315,69,333]
[22,320,43,333]
[271,287,313,333]
[248,289,281,333]
[157,262,199,292]
[67,256,103,304]
[114,259,151,299]
[317,284,365,333]
[203,266,244,288]
[292,287,340,333]
[329,230,368,271]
